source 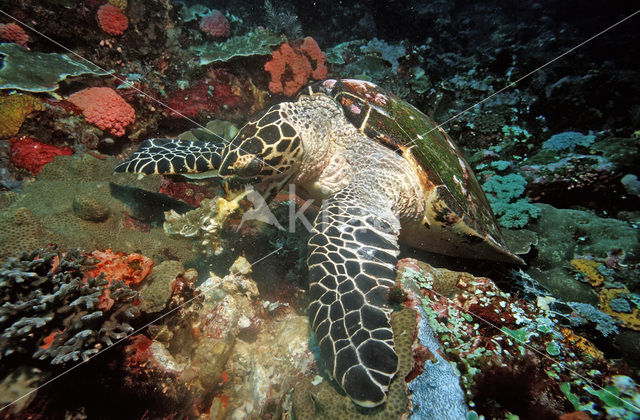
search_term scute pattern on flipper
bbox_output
[307,185,400,407]
[292,306,416,418]
[114,138,224,175]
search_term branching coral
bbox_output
[0,246,140,367]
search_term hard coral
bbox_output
[0,94,44,138]
[0,23,29,47]
[9,135,73,174]
[264,37,328,96]
[165,78,242,118]
[97,4,128,36]
[0,246,140,367]
[199,10,230,38]
[68,87,135,136]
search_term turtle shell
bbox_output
[305,79,522,264]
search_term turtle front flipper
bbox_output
[307,185,400,407]
[114,138,225,175]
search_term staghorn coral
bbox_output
[68,87,135,136]
[0,246,140,367]
[0,94,44,138]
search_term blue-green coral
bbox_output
[567,302,620,336]
[542,131,596,152]
[193,30,285,65]
[481,173,541,228]
[0,43,109,93]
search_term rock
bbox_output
[72,193,111,222]
[141,260,185,312]
[227,311,313,419]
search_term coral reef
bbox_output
[164,78,243,119]
[9,135,73,174]
[481,173,540,228]
[360,38,405,75]
[264,37,328,96]
[140,260,185,312]
[0,23,29,47]
[0,246,140,366]
[397,258,633,419]
[68,87,135,137]
[0,1,639,417]
[0,43,109,93]
[96,4,128,36]
[199,10,230,38]
[83,249,153,287]
[0,94,44,138]
[194,29,285,65]
[0,154,196,264]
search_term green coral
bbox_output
[178,3,211,22]
[193,30,285,65]
[0,43,110,93]
[481,173,541,228]
[501,125,532,143]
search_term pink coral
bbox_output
[97,4,128,36]
[0,23,29,47]
[199,10,230,38]
[68,87,135,136]
[264,37,328,96]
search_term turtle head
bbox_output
[219,107,303,201]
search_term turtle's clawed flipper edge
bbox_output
[307,184,400,407]
[114,138,225,175]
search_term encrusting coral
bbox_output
[68,87,135,136]
[0,94,45,138]
[264,37,328,96]
[96,4,128,36]
[0,246,141,367]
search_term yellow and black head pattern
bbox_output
[219,105,303,200]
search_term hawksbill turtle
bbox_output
[114,79,523,407]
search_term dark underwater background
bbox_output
[0,0,639,419]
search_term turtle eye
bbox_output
[236,156,262,178]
